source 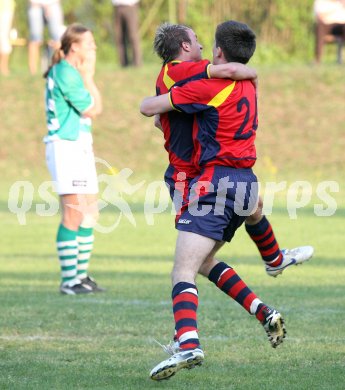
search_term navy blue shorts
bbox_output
[176,166,258,242]
[164,164,194,216]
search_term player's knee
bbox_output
[246,196,264,225]
[62,215,82,231]
[198,254,214,277]
[171,266,196,286]
[81,211,99,228]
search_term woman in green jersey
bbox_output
[44,24,104,294]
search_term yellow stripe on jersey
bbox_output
[163,64,176,90]
[207,81,236,108]
[206,64,211,79]
[169,92,182,112]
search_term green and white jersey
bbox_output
[44,59,94,142]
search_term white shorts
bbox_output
[0,10,14,54]
[45,134,99,195]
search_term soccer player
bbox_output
[141,21,289,381]
[153,22,313,279]
[44,24,105,294]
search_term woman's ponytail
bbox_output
[43,47,64,78]
[43,23,90,78]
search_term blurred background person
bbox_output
[314,0,345,63]
[112,0,142,67]
[0,0,15,76]
[27,0,64,75]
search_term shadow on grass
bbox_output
[2,252,341,265]
[4,253,172,262]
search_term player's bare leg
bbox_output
[0,53,10,76]
[28,41,41,75]
[171,231,215,286]
[150,232,215,381]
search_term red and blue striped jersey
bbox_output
[170,78,258,169]
[155,59,211,177]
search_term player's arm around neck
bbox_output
[140,93,173,117]
[209,62,257,84]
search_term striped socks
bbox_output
[172,282,200,350]
[56,224,78,285]
[245,216,283,267]
[77,226,94,280]
[208,262,264,319]
[172,267,268,349]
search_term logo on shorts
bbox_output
[72,180,87,187]
[178,219,192,225]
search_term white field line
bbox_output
[60,298,171,306]
[0,335,93,342]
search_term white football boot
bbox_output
[265,246,314,277]
[150,348,204,381]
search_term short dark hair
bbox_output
[215,20,256,64]
[154,22,191,64]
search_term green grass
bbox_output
[1,209,345,389]
[1,63,345,389]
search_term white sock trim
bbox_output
[77,252,92,261]
[180,287,198,296]
[266,253,282,265]
[250,298,263,315]
[57,240,78,248]
[179,330,199,344]
[217,268,231,283]
[62,269,78,278]
[60,259,77,267]
[77,235,94,244]
[58,248,78,257]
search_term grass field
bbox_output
[0,63,344,389]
